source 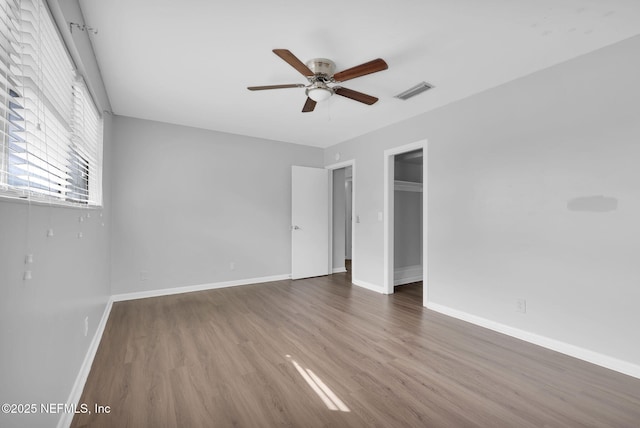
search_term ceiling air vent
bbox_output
[394,81,434,100]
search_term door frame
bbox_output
[326,159,356,280]
[383,140,428,305]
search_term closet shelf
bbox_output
[394,180,423,192]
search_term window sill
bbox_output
[0,192,103,209]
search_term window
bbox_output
[0,0,103,206]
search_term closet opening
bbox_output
[392,149,423,297]
[383,140,427,304]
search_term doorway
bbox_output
[393,149,423,288]
[327,160,356,282]
[384,140,427,305]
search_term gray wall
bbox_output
[324,35,640,367]
[0,1,112,427]
[110,116,323,295]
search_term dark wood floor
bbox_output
[73,273,640,427]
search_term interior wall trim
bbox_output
[352,277,386,294]
[394,264,423,286]
[426,301,640,380]
[111,274,292,302]
[57,298,113,428]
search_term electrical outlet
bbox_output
[47,228,54,237]
[25,254,34,264]
[229,262,235,271]
[516,298,527,314]
[23,270,32,281]
[84,316,89,337]
[139,271,149,282]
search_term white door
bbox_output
[292,166,329,279]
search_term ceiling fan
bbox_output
[247,49,388,112]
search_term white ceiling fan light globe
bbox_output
[307,87,333,102]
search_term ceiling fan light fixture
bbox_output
[306,86,332,102]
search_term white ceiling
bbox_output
[79,0,640,148]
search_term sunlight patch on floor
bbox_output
[286,354,350,412]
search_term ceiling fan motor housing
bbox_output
[306,58,336,79]
[305,58,336,101]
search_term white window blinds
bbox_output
[71,78,102,205]
[0,0,103,206]
[0,0,22,190]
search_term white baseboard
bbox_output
[112,273,291,302]
[57,298,113,428]
[394,264,423,286]
[426,302,640,380]
[332,267,347,274]
[352,278,385,294]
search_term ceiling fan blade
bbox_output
[333,58,388,82]
[247,84,305,91]
[302,97,317,112]
[273,49,314,77]
[334,87,378,105]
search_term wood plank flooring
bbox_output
[72,274,640,427]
